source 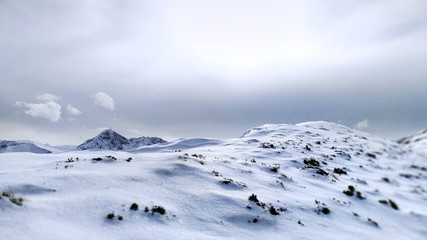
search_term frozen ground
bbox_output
[0,121,426,239]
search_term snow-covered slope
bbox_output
[0,140,52,153]
[398,128,427,156]
[1,121,426,239]
[128,136,167,149]
[76,129,167,151]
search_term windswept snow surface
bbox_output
[1,122,426,239]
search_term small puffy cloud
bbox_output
[66,104,82,116]
[92,92,115,111]
[14,93,62,122]
[356,119,369,130]
[15,99,62,122]
[36,93,60,102]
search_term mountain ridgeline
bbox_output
[75,129,167,151]
[0,140,52,154]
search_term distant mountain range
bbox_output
[1,125,426,154]
[0,140,52,154]
[75,129,167,151]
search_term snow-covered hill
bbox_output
[398,128,427,156]
[76,129,166,151]
[0,140,52,153]
[0,121,426,239]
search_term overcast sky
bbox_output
[1,0,427,145]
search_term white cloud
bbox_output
[92,92,115,111]
[14,93,62,122]
[36,93,60,102]
[356,119,369,130]
[66,104,82,115]
[15,99,61,122]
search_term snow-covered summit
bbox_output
[76,129,166,151]
[0,140,52,153]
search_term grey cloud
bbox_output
[1,0,426,144]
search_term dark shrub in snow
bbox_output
[248,194,259,202]
[130,203,139,211]
[151,206,166,215]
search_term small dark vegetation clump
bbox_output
[248,193,267,209]
[126,157,132,162]
[144,207,149,212]
[130,203,139,211]
[382,177,390,183]
[92,157,103,161]
[388,199,399,210]
[151,206,166,215]
[399,173,419,179]
[261,142,275,149]
[321,207,330,215]
[2,191,23,206]
[305,145,311,151]
[248,194,259,202]
[253,218,258,223]
[106,213,115,219]
[343,185,355,196]
[356,191,365,200]
[315,200,330,215]
[379,199,399,210]
[117,215,123,221]
[269,206,279,215]
[366,153,376,159]
[367,218,379,227]
[303,157,319,167]
[334,168,347,175]
[221,178,233,184]
[316,169,328,176]
[270,164,280,173]
[191,154,206,159]
[106,155,117,160]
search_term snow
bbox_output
[1,122,426,239]
[398,129,427,156]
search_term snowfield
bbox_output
[1,121,426,240]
